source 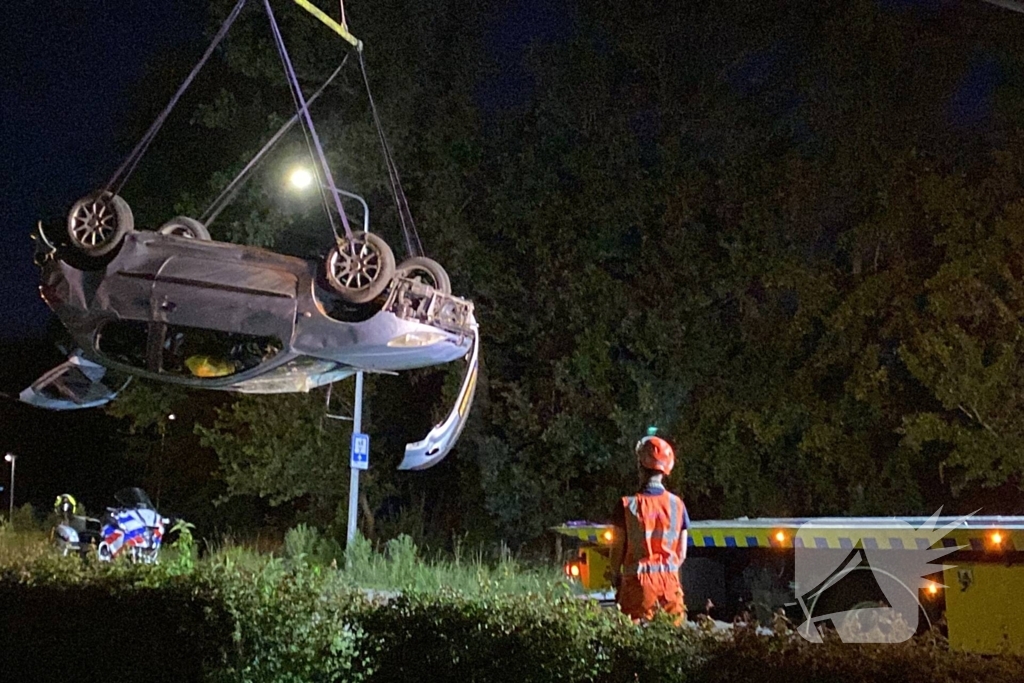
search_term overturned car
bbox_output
[24,193,478,470]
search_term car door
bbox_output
[150,252,299,342]
[19,350,130,410]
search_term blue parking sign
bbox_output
[351,432,370,470]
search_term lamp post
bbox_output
[346,371,365,549]
[286,166,370,551]
[157,414,176,510]
[5,453,16,526]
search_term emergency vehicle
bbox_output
[553,515,1024,655]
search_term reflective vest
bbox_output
[621,489,686,577]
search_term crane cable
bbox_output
[104,0,249,196]
[100,0,407,251]
[200,55,350,226]
[359,49,423,257]
[263,0,353,239]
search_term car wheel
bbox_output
[325,231,397,304]
[67,191,134,256]
[157,216,211,240]
[395,256,452,294]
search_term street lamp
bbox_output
[288,166,314,190]
[284,166,371,233]
[5,453,16,525]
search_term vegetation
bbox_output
[98,0,1024,550]
[1,532,1022,682]
[0,505,48,564]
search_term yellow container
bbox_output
[943,561,1024,656]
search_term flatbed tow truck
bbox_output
[553,515,1024,655]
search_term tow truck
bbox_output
[552,515,1024,655]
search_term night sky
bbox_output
[1,0,206,340]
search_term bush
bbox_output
[689,628,1024,683]
[1,549,1021,683]
[205,561,369,683]
[0,554,367,683]
[355,590,628,682]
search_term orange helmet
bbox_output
[636,436,675,476]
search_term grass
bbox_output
[199,524,571,598]
[0,512,570,599]
[0,507,51,565]
[340,533,569,596]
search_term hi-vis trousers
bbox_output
[617,573,685,624]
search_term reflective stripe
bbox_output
[666,495,680,546]
[625,562,681,574]
[623,496,647,568]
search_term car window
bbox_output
[96,320,150,369]
[159,326,283,378]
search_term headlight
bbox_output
[387,331,448,348]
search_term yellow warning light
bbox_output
[991,531,1003,546]
[602,530,613,542]
[569,564,580,578]
[926,582,940,596]
[775,531,786,543]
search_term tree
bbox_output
[107,0,1024,546]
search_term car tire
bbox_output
[325,231,397,304]
[396,256,452,294]
[67,191,134,256]
[157,216,211,240]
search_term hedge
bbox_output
[0,555,1020,683]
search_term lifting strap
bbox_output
[359,50,423,257]
[101,0,406,250]
[264,0,354,239]
[105,0,249,195]
[200,56,349,226]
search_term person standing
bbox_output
[607,434,689,623]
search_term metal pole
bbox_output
[346,371,364,550]
[8,456,15,526]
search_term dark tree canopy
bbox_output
[109,0,1024,547]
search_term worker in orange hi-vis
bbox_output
[606,433,689,624]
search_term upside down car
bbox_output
[22,193,479,471]
[21,3,478,471]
